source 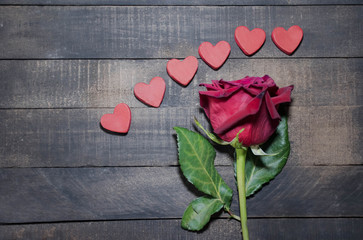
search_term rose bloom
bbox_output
[199,75,293,147]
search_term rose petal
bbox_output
[214,91,264,134]
[199,86,241,98]
[247,101,279,146]
[271,85,294,105]
[265,91,280,120]
[241,85,261,96]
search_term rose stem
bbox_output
[236,148,249,240]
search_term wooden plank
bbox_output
[1,0,362,6]
[0,166,361,223]
[0,59,361,109]
[0,218,362,240]
[0,6,362,59]
[0,106,361,167]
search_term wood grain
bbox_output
[0,106,361,167]
[0,1,361,239]
[1,0,362,6]
[1,218,362,240]
[0,166,362,223]
[0,59,361,109]
[0,6,362,59]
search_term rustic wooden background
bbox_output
[0,1,362,239]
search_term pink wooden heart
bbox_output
[100,103,131,133]
[134,77,166,108]
[272,25,303,55]
[198,41,231,70]
[235,26,266,56]
[166,56,198,86]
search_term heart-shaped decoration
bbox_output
[134,77,166,108]
[166,56,198,86]
[100,103,131,133]
[235,26,266,56]
[272,25,303,55]
[198,41,231,70]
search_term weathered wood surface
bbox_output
[0,166,362,223]
[0,106,361,167]
[0,1,362,239]
[1,218,362,240]
[1,59,362,108]
[1,0,362,6]
[0,6,362,59]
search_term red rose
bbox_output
[199,75,293,147]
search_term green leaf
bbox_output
[181,196,223,231]
[174,127,233,205]
[174,127,233,231]
[245,115,290,197]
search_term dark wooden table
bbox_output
[0,1,362,239]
